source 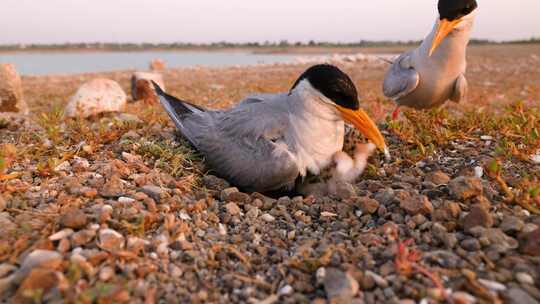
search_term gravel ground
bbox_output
[0,44,539,303]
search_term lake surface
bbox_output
[0,51,299,76]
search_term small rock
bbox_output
[48,228,74,241]
[98,228,125,251]
[364,271,388,288]
[99,266,115,281]
[519,228,540,256]
[220,187,239,201]
[503,288,538,304]
[71,229,96,246]
[474,166,484,178]
[398,192,433,215]
[118,197,135,204]
[54,161,71,172]
[463,205,493,232]
[14,268,59,303]
[320,268,359,303]
[451,291,476,304]
[60,209,88,229]
[278,285,294,296]
[425,171,450,185]
[330,181,356,200]
[100,175,125,198]
[131,72,165,104]
[478,279,507,292]
[500,216,525,234]
[374,188,395,205]
[355,197,380,214]
[224,202,241,216]
[140,185,164,203]
[14,250,62,283]
[515,273,535,285]
[0,64,28,113]
[261,214,275,223]
[115,113,143,124]
[449,176,483,200]
[203,175,230,192]
[461,238,481,251]
[64,78,127,118]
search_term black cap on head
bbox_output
[291,64,359,110]
[438,0,478,21]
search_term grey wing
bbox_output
[450,74,468,103]
[383,53,420,100]
[182,97,299,192]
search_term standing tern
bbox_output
[154,64,389,193]
[383,0,478,110]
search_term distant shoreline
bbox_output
[1,39,538,55]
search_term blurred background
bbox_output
[1,0,539,75]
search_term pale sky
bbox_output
[1,0,538,44]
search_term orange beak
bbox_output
[336,105,390,159]
[429,18,463,56]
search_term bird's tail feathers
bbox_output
[152,81,205,130]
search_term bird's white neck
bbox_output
[286,80,345,176]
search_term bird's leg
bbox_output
[328,143,376,195]
[392,106,401,120]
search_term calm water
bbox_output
[0,51,299,76]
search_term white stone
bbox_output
[474,166,484,178]
[478,279,506,291]
[261,214,276,222]
[65,79,127,118]
[49,228,74,241]
[516,272,535,285]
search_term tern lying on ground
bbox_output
[154,64,389,193]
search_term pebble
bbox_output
[504,288,538,304]
[461,238,481,251]
[463,205,493,232]
[449,176,483,200]
[451,291,476,304]
[60,209,88,229]
[220,187,239,201]
[140,185,164,203]
[100,175,125,198]
[424,171,451,185]
[320,268,358,302]
[118,196,136,204]
[71,229,96,246]
[49,228,74,241]
[261,214,276,223]
[398,192,433,215]
[500,216,525,234]
[224,202,242,216]
[478,279,507,292]
[98,228,125,251]
[278,285,294,296]
[474,166,484,178]
[99,266,115,281]
[515,272,535,285]
[355,197,380,214]
[364,271,388,288]
[519,228,540,256]
[14,250,62,283]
